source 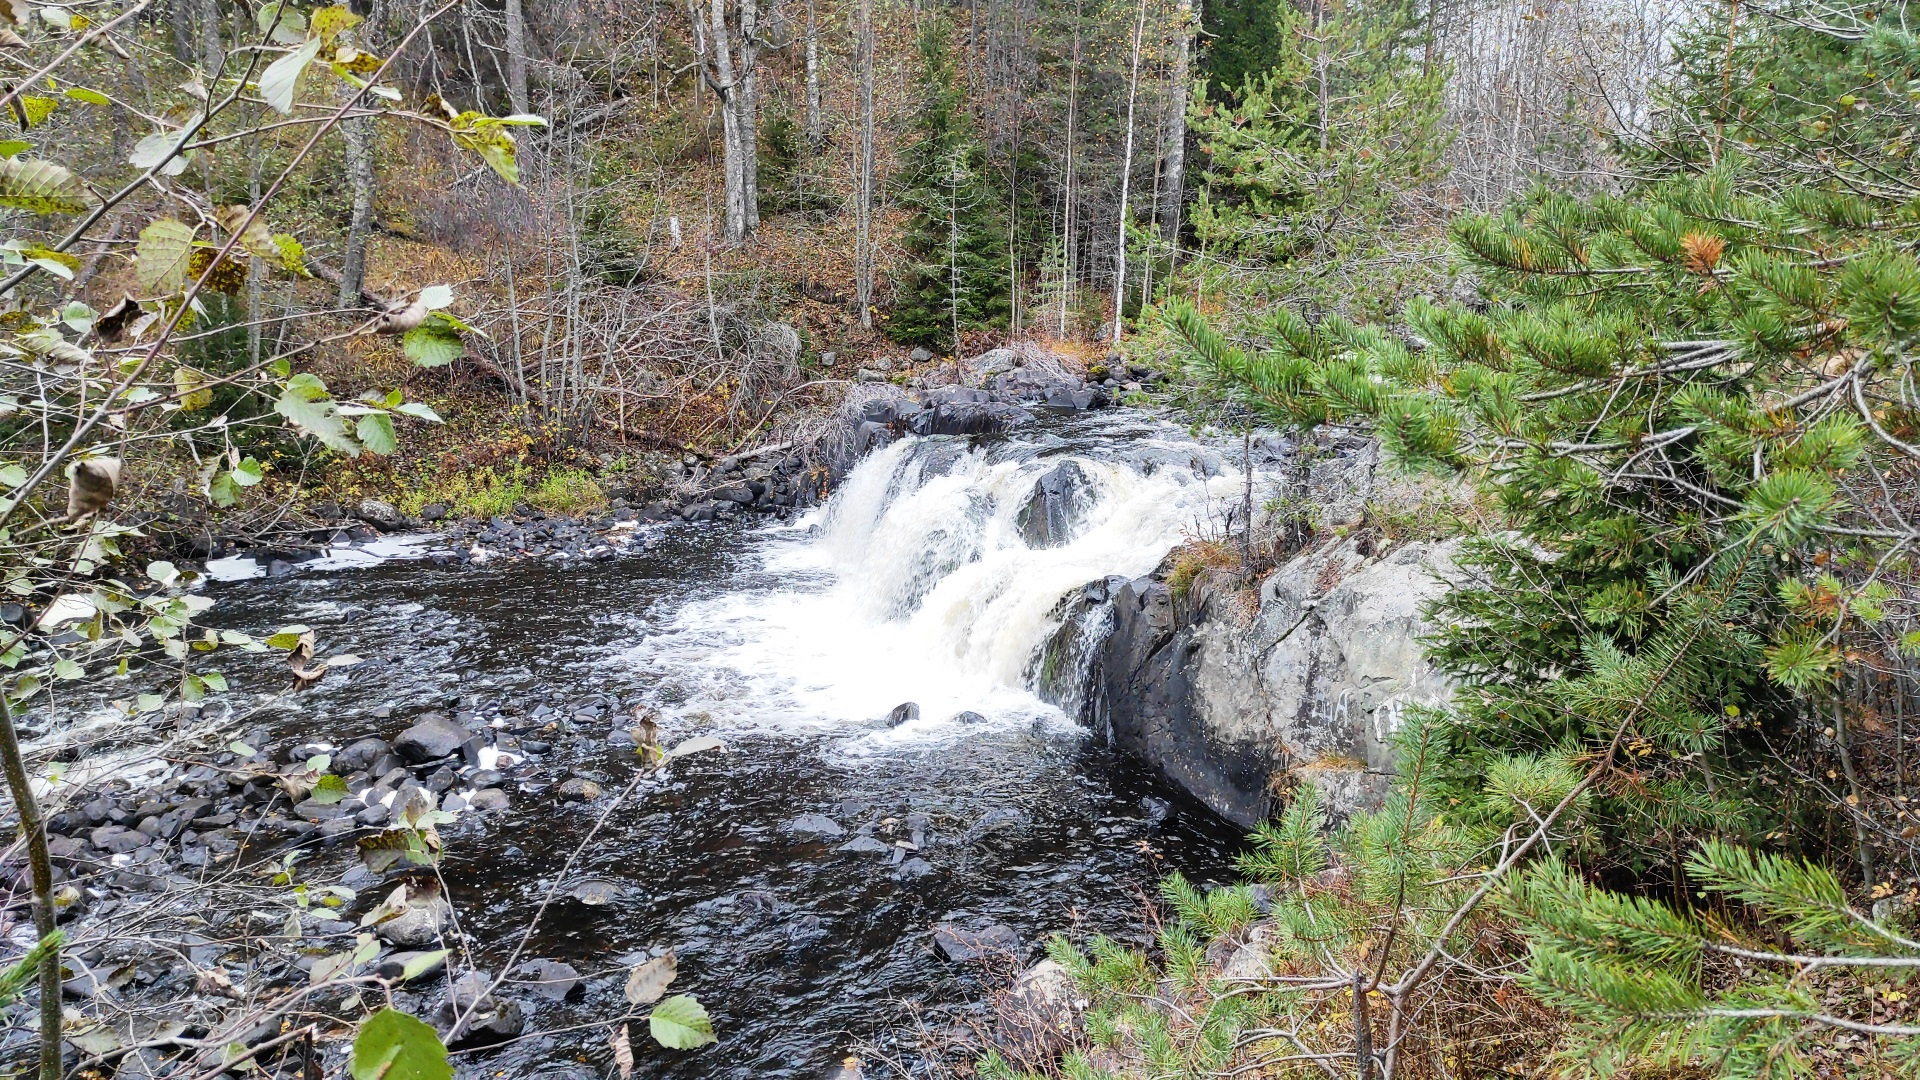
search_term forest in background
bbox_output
[0,0,1915,1073]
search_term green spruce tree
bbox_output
[1137,1,1920,1073]
[888,17,1009,352]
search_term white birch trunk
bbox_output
[1110,0,1148,342]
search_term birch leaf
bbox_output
[0,158,88,213]
[259,37,322,114]
[134,218,195,295]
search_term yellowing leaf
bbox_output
[134,218,196,295]
[623,949,676,1005]
[174,364,212,410]
[0,157,88,213]
[309,4,362,43]
[214,204,277,259]
[14,95,54,128]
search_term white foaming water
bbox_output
[632,423,1243,751]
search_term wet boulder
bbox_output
[885,702,920,727]
[334,737,394,773]
[787,813,846,838]
[393,714,472,763]
[909,400,1033,437]
[519,959,581,1001]
[1017,462,1090,549]
[437,970,525,1046]
[371,887,454,949]
[555,777,603,802]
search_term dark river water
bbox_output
[188,416,1251,1077]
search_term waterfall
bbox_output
[629,417,1245,747]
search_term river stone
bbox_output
[786,813,845,838]
[1017,461,1089,549]
[952,711,988,725]
[909,346,934,364]
[376,950,447,983]
[468,789,510,812]
[393,714,470,763]
[993,959,1087,1059]
[932,921,1020,962]
[335,738,393,772]
[374,893,453,948]
[555,777,603,802]
[90,825,146,854]
[438,970,525,1045]
[885,702,920,727]
[519,959,580,1001]
[836,835,891,854]
[419,503,448,522]
[908,400,1033,437]
[356,498,408,531]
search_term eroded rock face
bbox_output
[1017,461,1090,549]
[1061,535,1461,828]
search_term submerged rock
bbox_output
[932,921,1020,962]
[519,959,581,1001]
[787,813,845,838]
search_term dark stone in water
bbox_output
[836,835,890,854]
[787,813,845,838]
[951,710,988,725]
[468,789,510,812]
[885,702,920,727]
[335,737,392,772]
[519,959,581,1001]
[1017,461,1089,549]
[393,713,470,763]
[932,921,1020,962]
[555,777,603,802]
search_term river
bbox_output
[173,410,1250,1076]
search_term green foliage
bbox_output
[1158,3,1920,1073]
[0,932,60,1008]
[395,464,605,519]
[888,18,1009,351]
[351,1009,450,1080]
[647,994,717,1050]
[1506,846,1920,1077]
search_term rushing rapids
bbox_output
[633,410,1249,746]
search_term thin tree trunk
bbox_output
[0,695,62,1080]
[1110,0,1148,342]
[805,0,822,147]
[1160,0,1194,248]
[503,0,530,113]
[703,0,751,242]
[337,101,375,309]
[169,0,194,63]
[739,0,760,232]
[1059,0,1080,337]
[197,0,221,76]
[1315,0,1329,155]
[855,0,875,328]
